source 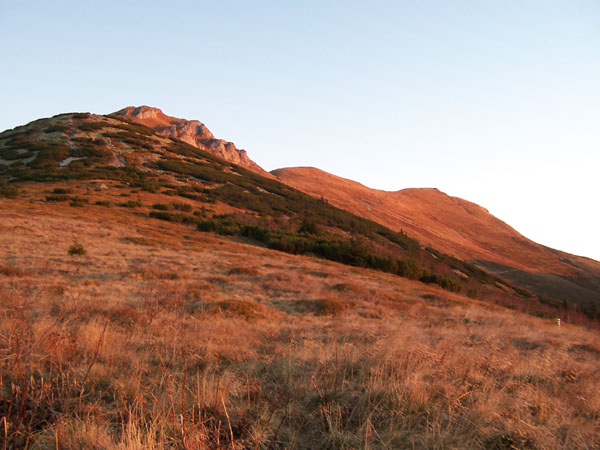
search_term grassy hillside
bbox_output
[1,193,599,449]
[272,167,600,310]
[1,112,599,448]
[0,112,549,312]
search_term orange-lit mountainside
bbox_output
[0,107,560,313]
[1,107,600,448]
[272,167,600,308]
[112,106,269,175]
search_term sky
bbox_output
[1,1,599,261]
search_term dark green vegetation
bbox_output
[0,184,18,198]
[0,112,586,318]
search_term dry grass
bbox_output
[0,185,599,449]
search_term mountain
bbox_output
[3,178,600,449]
[272,167,600,307]
[1,107,598,314]
[1,108,600,448]
[111,105,268,175]
[0,109,553,314]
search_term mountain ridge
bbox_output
[111,105,269,176]
[272,166,600,306]
[1,106,598,310]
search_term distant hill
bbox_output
[272,167,600,308]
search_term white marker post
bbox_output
[556,318,561,329]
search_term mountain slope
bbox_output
[2,190,599,448]
[272,167,600,307]
[2,109,600,449]
[0,110,543,311]
[2,108,598,315]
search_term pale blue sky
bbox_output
[1,1,599,260]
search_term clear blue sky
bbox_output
[1,1,599,261]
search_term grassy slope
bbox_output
[272,167,600,307]
[0,113,542,307]
[1,185,600,449]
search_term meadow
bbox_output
[1,183,599,449]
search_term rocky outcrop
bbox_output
[112,106,267,175]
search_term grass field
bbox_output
[1,185,599,449]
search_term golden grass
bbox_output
[0,185,599,449]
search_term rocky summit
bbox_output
[111,106,268,175]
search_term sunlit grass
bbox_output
[0,185,599,449]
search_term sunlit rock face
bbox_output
[112,106,267,174]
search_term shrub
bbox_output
[78,122,108,132]
[149,211,197,224]
[420,273,462,292]
[68,241,86,256]
[0,185,18,199]
[0,148,24,160]
[46,194,70,202]
[118,200,142,208]
[53,188,73,194]
[69,197,88,207]
[397,258,424,280]
[138,179,161,193]
[0,265,27,277]
[171,202,192,212]
[298,218,319,235]
[44,124,71,134]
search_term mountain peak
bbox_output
[112,105,174,126]
[111,106,268,175]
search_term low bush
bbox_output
[0,265,28,277]
[420,273,462,292]
[78,121,109,132]
[53,187,73,194]
[46,194,70,202]
[171,202,192,212]
[0,148,24,160]
[69,197,88,207]
[44,124,71,134]
[68,241,86,256]
[118,200,142,208]
[0,185,18,199]
[149,211,197,224]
